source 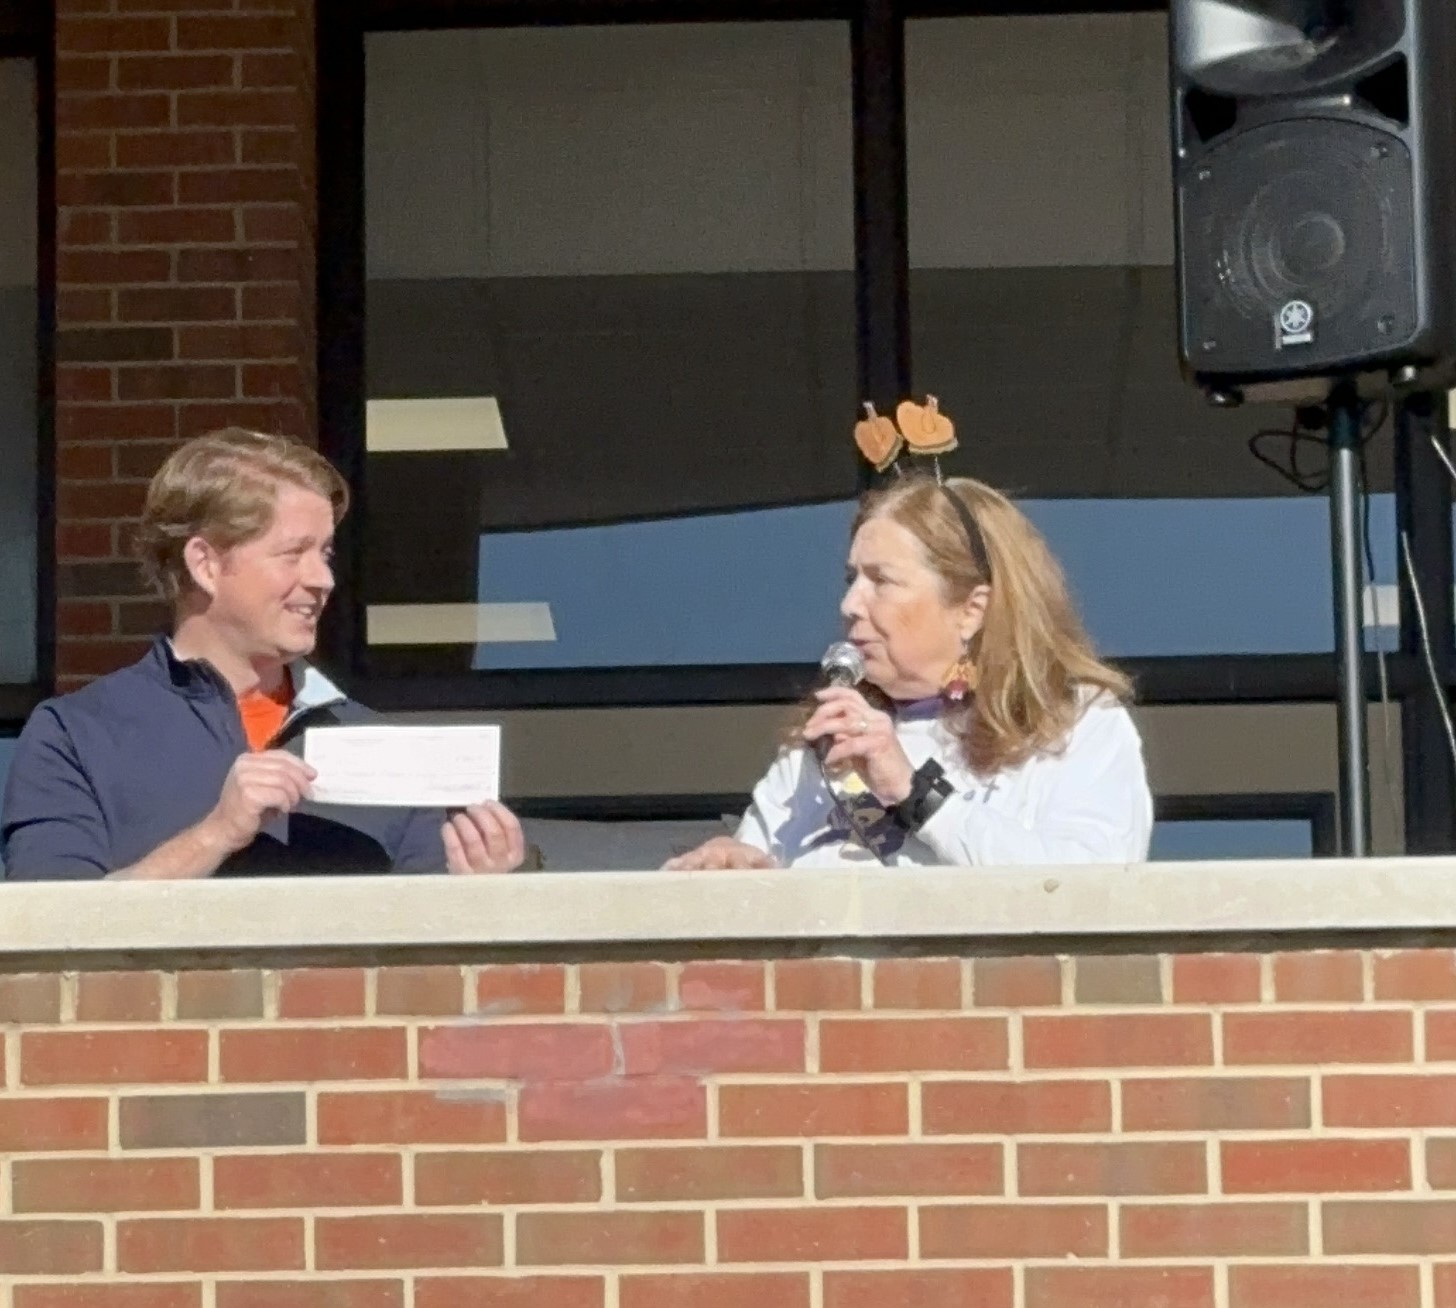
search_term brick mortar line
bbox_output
[14,1188,1456,1206]
[12,1194,1452,1215]
[703,1198,717,1266]
[0,1258,1439,1293]
[61,356,306,366]
[107,1092,121,1158]
[58,199,298,212]
[52,400,300,417]
[34,1002,1445,1017]
[599,1148,616,1207]
[706,1079,720,1143]
[400,1144,414,1209]
[12,1077,1438,1098]
[13,1255,1426,1273]
[61,161,303,173]
[60,973,80,1022]
[7,1275,437,1287]
[56,247,300,258]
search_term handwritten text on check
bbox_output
[303,724,501,808]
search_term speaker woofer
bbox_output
[1180,117,1416,375]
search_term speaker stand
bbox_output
[1328,381,1372,856]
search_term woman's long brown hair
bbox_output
[794,474,1130,776]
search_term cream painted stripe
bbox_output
[365,396,508,452]
[366,602,556,645]
[1364,583,1399,629]
[1362,582,1456,628]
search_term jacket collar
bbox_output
[147,635,348,716]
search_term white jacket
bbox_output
[736,695,1152,868]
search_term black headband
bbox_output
[942,485,992,581]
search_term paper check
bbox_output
[303,724,501,807]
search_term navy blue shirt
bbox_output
[1,638,448,880]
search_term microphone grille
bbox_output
[820,641,865,686]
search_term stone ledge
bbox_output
[2,858,1455,965]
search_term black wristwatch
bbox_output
[891,759,956,834]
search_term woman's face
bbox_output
[840,515,984,700]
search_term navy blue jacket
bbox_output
[1,638,448,880]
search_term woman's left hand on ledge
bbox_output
[663,836,778,872]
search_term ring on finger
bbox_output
[854,718,869,735]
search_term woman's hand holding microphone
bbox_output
[803,686,915,805]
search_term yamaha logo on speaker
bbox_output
[1277,299,1315,348]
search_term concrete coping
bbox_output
[3,859,1456,966]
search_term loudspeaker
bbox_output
[1171,0,1456,401]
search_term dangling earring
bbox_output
[942,644,978,703]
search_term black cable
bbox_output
[1247,400,1388,494]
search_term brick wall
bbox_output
[53,0,319,691]
[3,947,1456,1305]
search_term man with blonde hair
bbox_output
[2,428,525,880]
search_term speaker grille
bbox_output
[1179,118,1416,376]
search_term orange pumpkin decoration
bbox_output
[854,401,903,471]
[896,395,957,455]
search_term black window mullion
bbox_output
[851,0,910,488]
[315,1,368,679]
[34,0,55,696]
[1395,391,1456,852]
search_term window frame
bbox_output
[0,0,55,732]
[314,0,1456,848]
[1155,792,1338,861]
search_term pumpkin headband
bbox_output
[854,394,992,582]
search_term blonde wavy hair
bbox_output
[133,427,350,605]
[823,474,1130,776]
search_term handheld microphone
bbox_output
[813,640,889,865]
[820,641,865,690]
[812,641,866,770]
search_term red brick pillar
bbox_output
[53,0,319,690]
